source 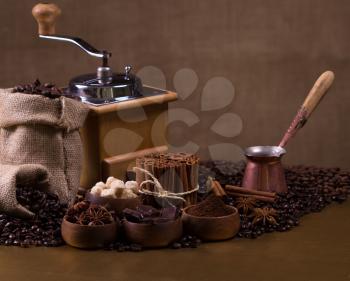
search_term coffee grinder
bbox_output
[32,3,177,188]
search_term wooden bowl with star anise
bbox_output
[61,201,118,249]
[182,206,240,241]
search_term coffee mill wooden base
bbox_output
[80,88,177,189]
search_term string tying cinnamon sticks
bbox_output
[135,152,199,205]
[133,167,199,203]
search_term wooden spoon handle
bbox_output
[32,3,61,35]
[302,70,335,118]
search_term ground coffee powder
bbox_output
[187,194,233,217]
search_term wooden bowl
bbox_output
[182,206,240,241]
[61,217,118,249]
[85,191,141,214]
[123,217,183,248]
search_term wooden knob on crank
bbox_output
[32,3,61,35]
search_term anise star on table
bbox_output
[235,197,257,214]
[250,207,278,226]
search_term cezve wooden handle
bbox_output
[278,70,335,148]
[32,3,61,35]
[302,70,335,118]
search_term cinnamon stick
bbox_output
[226,191,275,203]
[185,162,193,203]
[179,163,189,204]
[192,160,199,204]
[174,164,182,194]
[168,164,175,193]
[181,163,189,192]
[212,180,227,197]
[225,185,276,198]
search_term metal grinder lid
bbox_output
[69,66,143,102]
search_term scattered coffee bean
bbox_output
[13,79,64,99]
[171,235,202,249]
[130,244,142,252]
[104,241,143,252]
[12,79,80,100]
[171,242,182,249]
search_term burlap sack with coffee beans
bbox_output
[0,89,89,218]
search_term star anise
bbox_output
[235,197,257,214]
[77,212,91,225]
[66,201,113,226]
[250,207,278,226]
[83,205,113,226]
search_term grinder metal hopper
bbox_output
[32,3,177,188]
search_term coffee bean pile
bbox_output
[0,186,67,247]
[200,162,350,239]
[200,160,246,187]
[13,79,64,99]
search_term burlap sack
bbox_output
[0,89,89,218]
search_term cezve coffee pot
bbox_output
[242,71,335,193]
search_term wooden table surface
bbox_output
[0,201,349,281]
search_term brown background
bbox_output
[0,0,349,168]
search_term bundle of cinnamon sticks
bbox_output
[211,179,276,203]
[136,152,199,205]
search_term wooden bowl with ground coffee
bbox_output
[182,195,240,241]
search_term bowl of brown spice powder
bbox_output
[182,195,240,241]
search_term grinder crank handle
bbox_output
[32,3,111,63]
[279,70,335,148]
